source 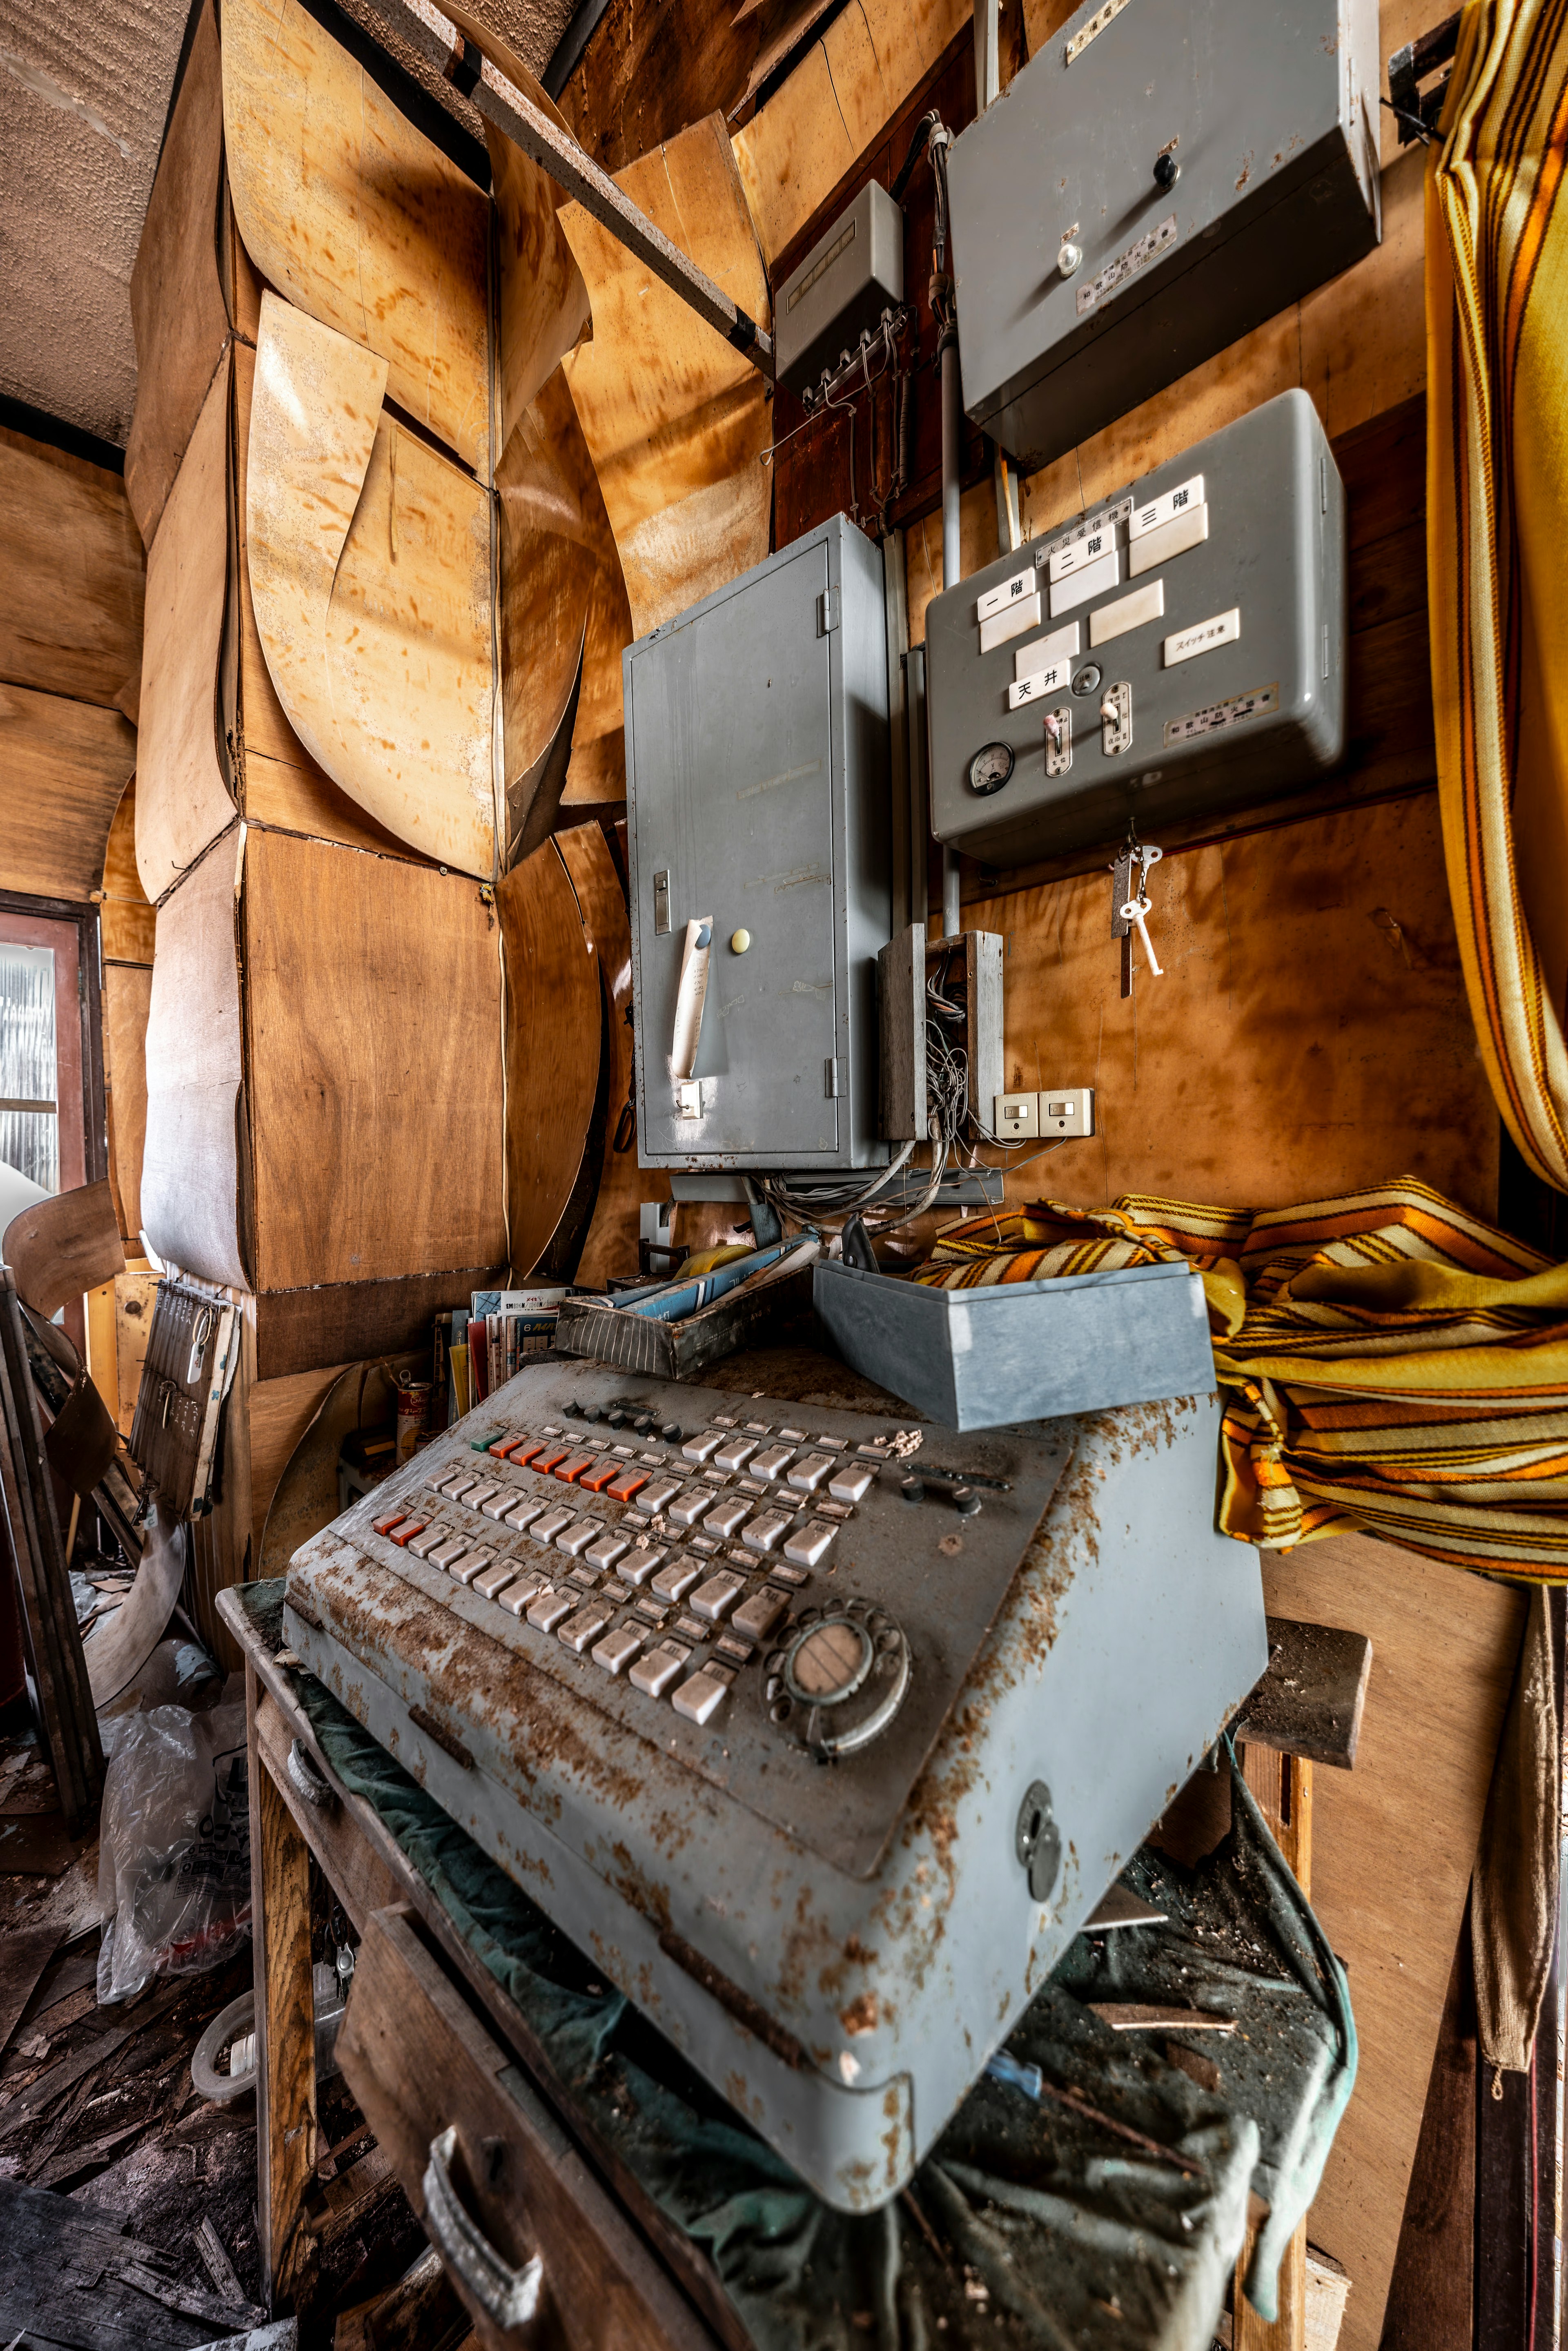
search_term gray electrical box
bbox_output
[775,181,905,399]
[947,0,1380,470]
[924,390,1345,865]
[626,515,892,1172]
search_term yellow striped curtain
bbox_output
[1430,0,1568,1188]
[920,1181,1568,1582]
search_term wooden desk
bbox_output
[220,1584,737,2351]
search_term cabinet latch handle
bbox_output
[423,2124,544,2330]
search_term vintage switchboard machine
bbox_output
[624,516,892,1173]
[924,390,1347,865]
[285,1360,1267,2210]
[947,0,1380,469]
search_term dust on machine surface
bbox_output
[284,1358,1267,2211]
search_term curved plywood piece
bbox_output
[2,1182,126,1319]
[125,0,229,548]
[497,838,600,1278]
[0,424,145,709]
[258,1355,418,1580]
[441,4,592,449]
[496,365,631,840]
[247,294,495,878]
[0,686,136,901]
[555,822,643,1288]
[136,351,237,904]
[222,0,490,477]
[559,114,772,639]
[141,827,249,1291]
[105,963,153,1244]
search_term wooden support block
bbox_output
[1234,1619,1374,1769]
[248,1671,319,2312]
[1234,1740,1313,2351]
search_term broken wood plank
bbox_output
[0,1923,60,2063]
[0,2179,212,2349]
[119,2262,267,2334]
[1233,1618,1374,1771]
[0,1979,187,2138]
[195,2214,252,2311]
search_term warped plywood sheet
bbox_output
[222,0,490,477]
[497,838,600,1277]
[100,779,156,966]
[244,831,505,1291]
[124,0,229,548]
[141,827,249,1290]
[441,5,592,448]
[732,0,968,262]
[3,1182,125,1319]
[496,366,632,858]
[0,685,136,900]
[560,114,772,639]
[247,294,495,878]
[136,351,236,904]
[0,427,145,710]
[229,341,437,865]
[105,962,152,1243]
[556,821,644,1288]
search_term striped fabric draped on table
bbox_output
[917,1180,1568,1581]
[1430,0,1568,1187]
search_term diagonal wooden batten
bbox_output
[246,292,495,880]
[358,0,775,379]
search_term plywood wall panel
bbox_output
[222,0,490,477]
[243,831,505,1292]
[103,963,152,1243]
[0,428,145,712]
[125,0,230,549]
[135,352,237,903]
[497,838,599,1279]
[556,822,642,1286]
[1258,1534,1524,2351]
[559,115,772,640]
[969,793,1498,1222]
[141,827,249,1289]
[100,780,157,965]
[0,685,136,901]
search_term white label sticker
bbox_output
[1164,607,1241,666]
[1008,660,1071,709]
[1088,578,1165,648]
[1163,682,1280,747]
[1050,545,1120,618]
[1014,620,1080,680]
[1129,501,1209,579]
[976,568,1036,624]
[1076,214,1178,316]
[979,592,1042,655]
[1129,474,1205,542]
[1035,498,1131,577]
[1049,525,1116,585]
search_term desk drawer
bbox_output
[338,1906,715,2351]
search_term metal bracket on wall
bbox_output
[359,0,775,377]
[1385,13,1459,145]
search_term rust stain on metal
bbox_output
[840,1991,880,2037]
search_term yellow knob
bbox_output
[730,928,751,954]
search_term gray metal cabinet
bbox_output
[626,516,891,1172]
[947,0,1380,470]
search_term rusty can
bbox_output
[395,1379,431,1464]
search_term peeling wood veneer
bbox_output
[246,294,495,881]
[136,351,238,904]
[559,114,773,640]
[222,0,490,477]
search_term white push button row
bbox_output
[1050,545,1120,617]
[732,1586,790,1642]
[827,1462,874,1503]
[750,1444,796,1480]
[407,1525,450,1558]
[472,1558,519,1600]
[1129,500,1208,577]
[559,1605,612,1654]
[629,1641,691,1697]
[704,1495,752,1538]
[691,1571,745,1623]
[592,1623,644,1676]
[526,1586,575,1630]
[783,1519,839,1568]
[713,1436,759,1472]
[672,1665,736,1726]
[584,1530,631,1568]
[635,1477,682,1515]
[650,1556,700,1602]
[681,1429,724,1462]
[742,1510,793,1553]
[555,1519,600,1555]
[786,1453,833,1493]
[503,1497,547,1532]
[668,1488,714,1527]
[497,1571,549,1614]
[528,1507,575,1545]
[616,1544,668,1587]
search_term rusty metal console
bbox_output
[284,1358,1267,2211]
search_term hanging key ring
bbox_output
[1120,896,1164,978]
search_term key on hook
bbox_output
[1120,895,1163,977]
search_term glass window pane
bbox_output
[0,942,59,1195]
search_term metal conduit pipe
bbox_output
[940,330,963,940]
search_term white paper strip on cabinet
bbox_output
[246,292,496,880]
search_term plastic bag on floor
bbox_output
[96,1685,252,2004]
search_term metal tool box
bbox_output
[924,390,1346,864]
[283,1358,1267,2212]
[624,516,892,1173]
[946,0,1380,470]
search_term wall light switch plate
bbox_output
[994,1092,1039,1141]
[1040,1088,1094,1137]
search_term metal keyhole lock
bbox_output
[1015,1779,1062,1904]
[1153,149,1180,192]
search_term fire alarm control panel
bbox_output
[923,391,1346,865]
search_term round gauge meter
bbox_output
[967,740,1015,797]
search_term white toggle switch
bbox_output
[993,1092,1039,1140]
[1040,1089,1095,1138]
